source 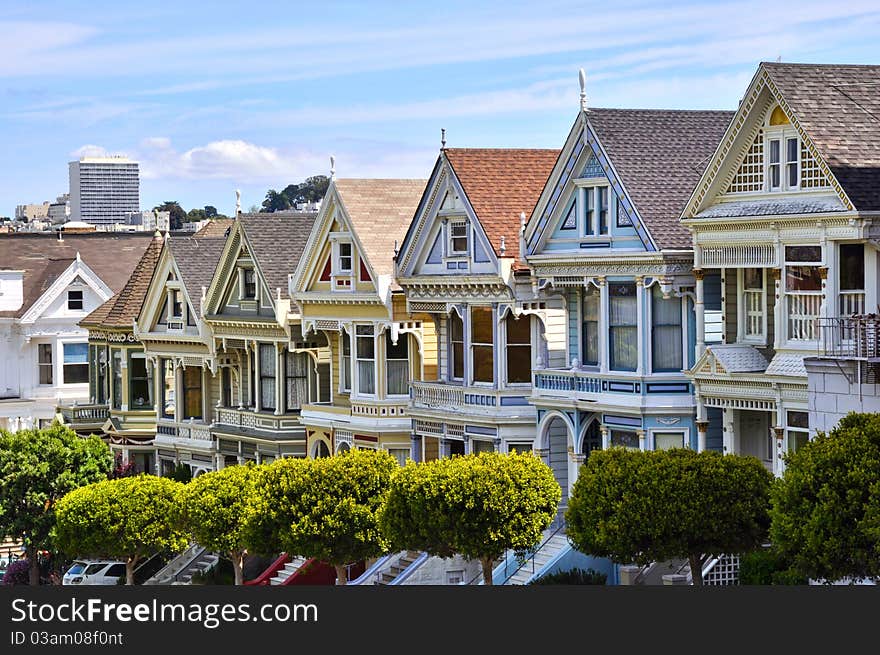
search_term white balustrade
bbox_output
[787,293,821,340]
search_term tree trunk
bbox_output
[689,554,703,586]
[27,545,40,586]
[231,550,245,586]
[335,564,348,586]
[481,557,494,586]
[126,555,140,586]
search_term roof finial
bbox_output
[393,239,399,257]
[579,68,588,112]
[775,54,782,63]
[520,211,527,233]
[500,236,506,256]
[330,155,336,180]
[235,189,241,216]
[441,128,446,149]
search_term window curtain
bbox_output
[285,352,309,411]
[651,287,682,372]
[356,326,375,395]
[259,344,276,411]
[582,287,600,366]
[450,313,464,379]
[341,331,352,391]
[609,284,637,372]
[386,333,409,396]
[182,366,202,419]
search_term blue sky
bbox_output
[3,0,880,216]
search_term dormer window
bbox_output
[765,106,799,192]
[243,269,256,299]
[580,185,609,236]
[169,289,182,318]
[449,221,468,255]
[338,243,353,273]
[67,289,83,310]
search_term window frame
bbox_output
[785,410,810,455]
[340,330,352,393]
[449,312,464,382]
[608,282,638,372]
[385,332,410,397]
[650,286,683,373]
[37,343,53,386]
[738,268,767,344]
[242,268,257,300]
[609,429,640,450]
[354,325,376,397]
[784,245,823,342]
[765,127,800,192]
[259,343,276,412]
[582,286,600,367]
[578,184,611,236]
[67,289,84,311]
[652,430,686,451]
[504,313,532,386]
[448,220,469,256]
[128,351,153,411]
[470,306,495,385]
[181,365,203,420]
[336,241,353,274]
[62,342,89,385]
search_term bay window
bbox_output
[286,352,308,411]
[785,245,822,341]
[63,343,88,384]
[160,359,174,418]
[38,344,53,385]
[221,366,232,408]
[581,186,610,236]
[356,325,375,395]
[839,244,865,316]
[471,307,494,384]
[505,314,531,384]
[386,333,409,396]
[341,331,352,392]
[129,352,153,410]
[786,410,810,454]
[91,345,107,403]
[609,283,637,372]
[582,287,599,367]
[259,344,276,411]
[182,365,202,420]
[651,288,682,372]
[450,312,464,380]
[111,349,122,409]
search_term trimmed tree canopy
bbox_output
[770,412,880,583]
[566,448,772,584]
[55,475,188,584]
[181,465,258,585]
[379,452,561,584]
[0,424,111,585]
[245,449,397,584]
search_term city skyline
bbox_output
[3,0,880,216]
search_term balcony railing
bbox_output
[409,381,531,415]
[58,403,109,426]
[818,315,880,360]
[156,419,212,441]
[213,407,303,435]
[788,293,821,341]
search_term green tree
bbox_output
[770,412,880,583]
[185,208,206,223]
[55,475,188,584]
[180,465,257,585]
[204,205,218,218]
[153,201,186,230]
[566,448,772,585]
[379,452,561,585]
[0,425,111,585]
[260,189,290,213]
[300,175,329,203]
[245,450,396,584]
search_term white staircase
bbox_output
[500,532,570,585]
[269,557,308,585]
[144,543,220,585]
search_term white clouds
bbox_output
[70,144,112,158]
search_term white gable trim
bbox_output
[137,245,201,334]
[20,256,113,324]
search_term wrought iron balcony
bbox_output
[818,315,880,360]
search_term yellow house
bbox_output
[290,178,435,462]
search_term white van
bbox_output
[62,560,127,585]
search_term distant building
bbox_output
[69,156,140,226]
[15,202,50,221]
[120,210,170,232]
[48,194,70,224]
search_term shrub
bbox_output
[739,548,807,586]
[529,567,607,585]
[1,559,31,586]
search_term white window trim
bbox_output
[385,333,411,399]
[648,427,690,451]
[447,219,469,257]
[646,286,686,375]
[764,126,800,193]
[239,267,258,303]
[330,237,355,293]
[67,287,85,311]
[501,313,533,387]
[573,179,611,237]
[782,245,824,344]
[352,324,377,399]
[36,341,54,386]
[736,268,768,346]
[468,305,495,387]
[339,329,352,394]
[448,311,465,383]
[60,339,89,386]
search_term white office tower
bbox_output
[69,156,140,226]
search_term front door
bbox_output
[738,410,773,472]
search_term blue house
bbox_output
[523,82,733,503]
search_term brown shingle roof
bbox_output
[333,179,427,280]
[587,108,734,249]
[762,62,880,211]
[80,233,164,329]
[166,237,227,316]
[0,232,153,319]
[239,211,319,296]
[192,218,234,239]
[444,149,559,264]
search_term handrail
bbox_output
[388,552,429,586]
[499,522,567,586]
[348,553,394,586]
[243,553,290,586]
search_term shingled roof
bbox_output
[166,237,227,316]
[80,233,164,329]
[0,232,154,319]
[239,211,319,296]
[762,62,880,211]
[334,179,427,279]
[192,218,234,239]
[587,108,734,249]
[444,149,559,264]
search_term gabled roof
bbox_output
[706,344,769,374]
[193,218,234,239]
[333,179,426,279]
[445,148,559,260]
[81,233,164,329]
[587,109,733,249]
[165,237,227,316]
[0,232,154,319]
[762,62,880,211]
[239,211,319,296]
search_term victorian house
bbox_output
[682,62,880,474]
[523,93,733,501]
[395,148,559,463]
[134,232,228,476]
[289,178,428,461]
[76,232,164,473]
[201,211,321,467]
[0,232,152,434]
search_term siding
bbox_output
[724,273,737,344]
[544,301,568,369]
[437,316,448,380]
[706,407,723,453]
[421,316,438,381]
[547,418,569,500]
[759,272,776,361]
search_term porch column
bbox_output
[241,349,249,409]
[694,268,706,358]
[637,429,646,452]
[275,345,283,416]
[410,434,422,463]
[462,434,471,454]
[214,452,224,470]
[772,268,784,350]
[253,341,261,412]
[821,237,835,322]
[598,277,608,373]
[635,276,645,376]
[600,425,610,450]
[175,364,183,421]
[722,408,735,455]
[773,426,785,477]
[696,420,708,453]
[201,366,209,421]
[439,438,451,459]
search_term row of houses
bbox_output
[48,61,880,505]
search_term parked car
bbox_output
[62,560,127,585]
